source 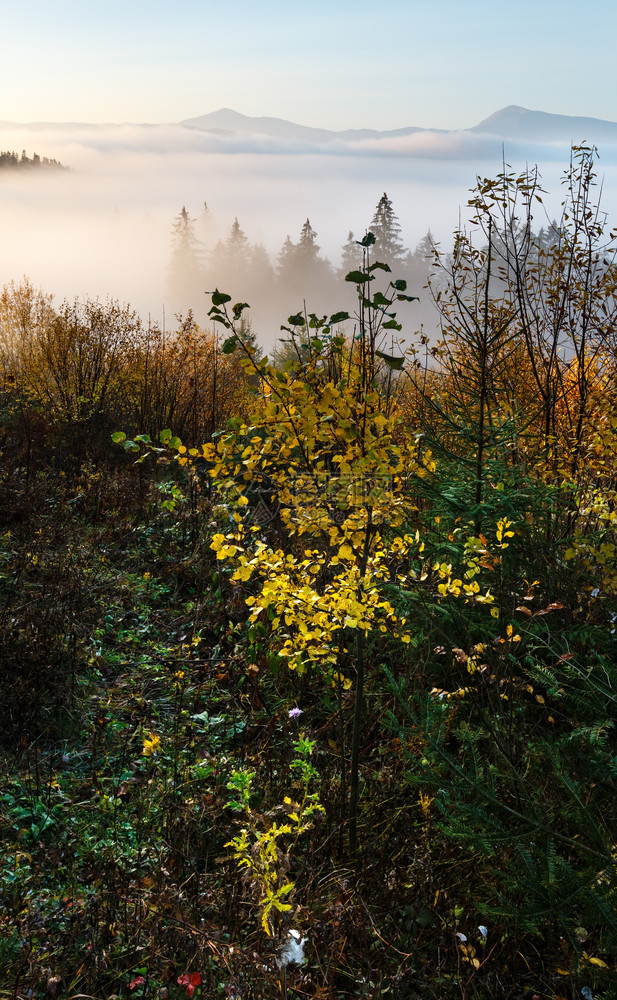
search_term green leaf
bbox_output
[368,261,392,273]
[211,289,232,307]
[233,302,250,318]
[168,436,182,450]
[111,431,126,444]
[287,313,305,326]
[376,349,405,370]
[159,429,172,443]
[416,907,434,928]
[358,232,376,247]
[392,279,407,291]
[329,311,350,324]
[222,335,238,354]
[345,270,373,284]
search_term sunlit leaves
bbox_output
[142,732,160,757]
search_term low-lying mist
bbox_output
[2,121,617,349]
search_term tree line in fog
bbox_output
[0,149,68,170]
[166,191,561,345]
[166,193,441,336]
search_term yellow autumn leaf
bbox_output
[142,733,160,757]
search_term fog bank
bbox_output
[2,121,616,347]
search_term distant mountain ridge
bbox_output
[181,105,617,145]
[1,107,616,162]
[181,107,431,142]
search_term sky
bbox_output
[3,0,617,131]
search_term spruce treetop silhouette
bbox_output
[225,217,251,269]
[296,218,320,262]
[170,207,203,257]
[168,206,205,307]
[339,230,363,276]
[278,220,322,274]
[277,234,296,273]
[276,219,332,290]
[369,193,407,267]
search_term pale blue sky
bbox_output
[3,0,616,129]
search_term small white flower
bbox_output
[288,707,303,720]
[276,929,307,968]
[478,925,488,938]
[455,932,467,942]
[591,588,600,598]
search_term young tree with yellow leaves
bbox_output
[169,236,496,854]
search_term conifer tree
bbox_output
[277,220,332,286]
[410,230,436,265]
[369,193,407,268]
[277,234,296,274]
[295,218,320,265]
[339,230,363,277]
[225,218,251,271]
[167,206,205,310]
[198,200,218,246]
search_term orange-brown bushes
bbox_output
[0,282,250,473]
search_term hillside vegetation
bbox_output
[1,146,617,1000]
[0,150,68,170]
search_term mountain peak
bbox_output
[180,106,617,148]
[472,105,617,141]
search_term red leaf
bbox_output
[178,973,202,997]
[129,976,146,990]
